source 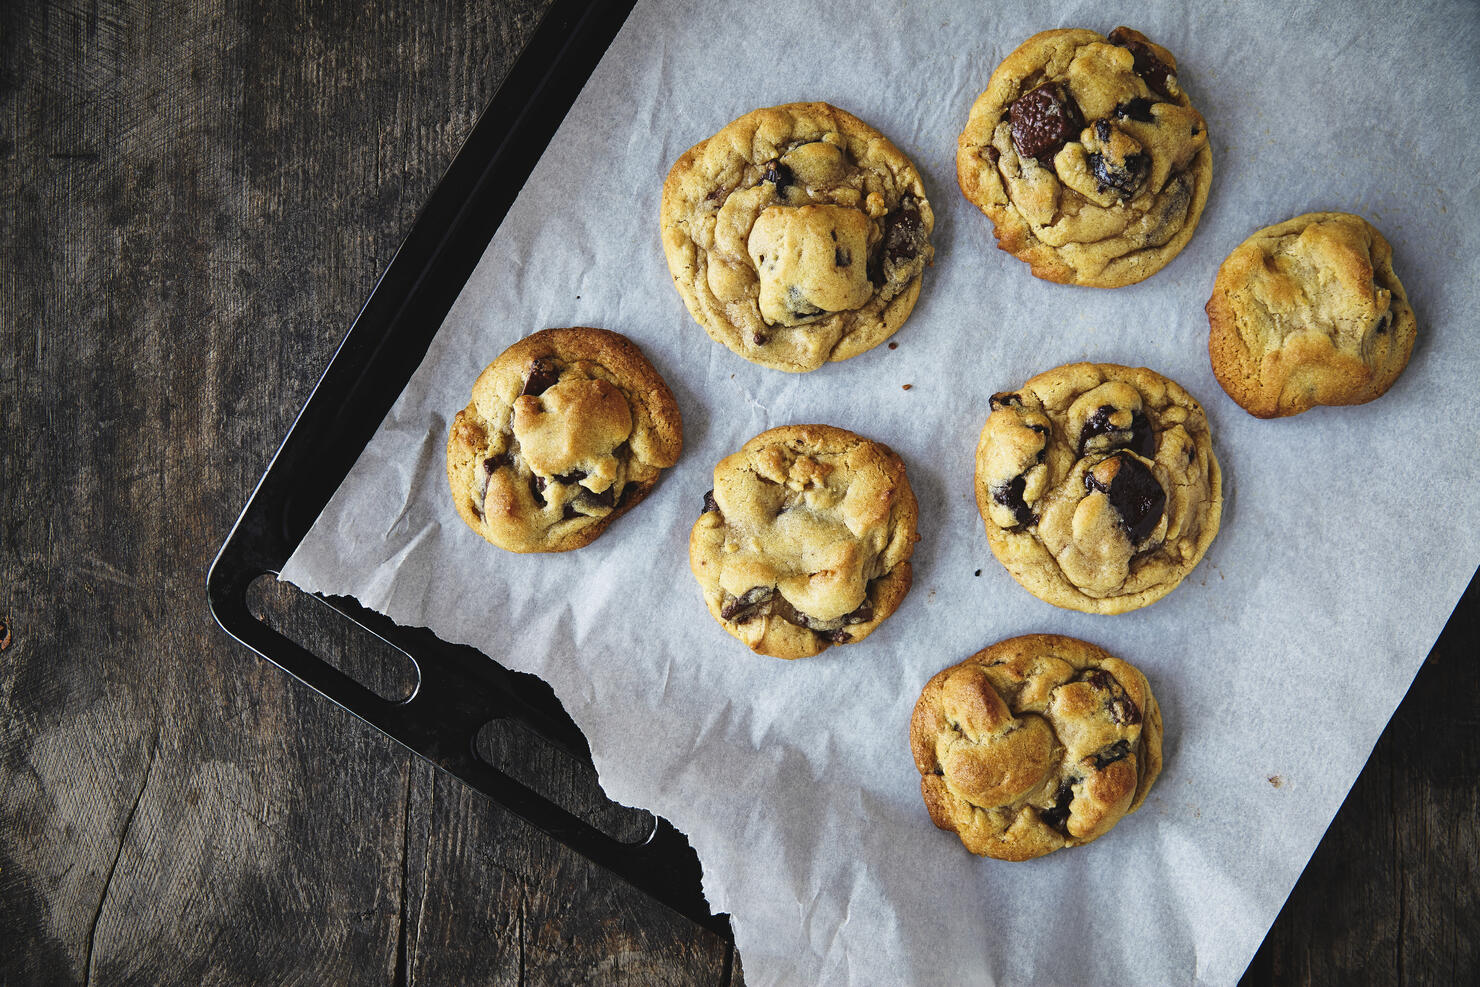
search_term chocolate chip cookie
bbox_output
[447,327,682,553]
[974,363,1221,614]
[689,425,918,659]
[911,634,1163,861]
[661,102,934,372]
[1207,212,1416,418]
[957,27,1211,287]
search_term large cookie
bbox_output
[911,634,1163,861]
[974,363,1221,614]
[689,425,919,659]
[1207,211,1416,418]
[447,327,682,553]
[661,102,934,372]
[957,27,1211,287]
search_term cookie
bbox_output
[447,327,682,553]
[911,634,1163,861]
[974,363,1221,614]
[661,102,934,372]
[957,27,1212,287]
[689,425,918,659]
[1207,211,1416,418]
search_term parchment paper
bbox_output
[280,1,1480,982]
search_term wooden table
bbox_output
[3,2,1475,982]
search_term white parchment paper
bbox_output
[281,1,1480,982]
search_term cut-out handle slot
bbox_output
[476,718,658,845]
[246,574,419,703]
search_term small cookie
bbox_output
[689,425,918,659]
[447,328,682,553]
[957,27,1212,287]
[661,102,934,372]
[911,634,1163,861]
[1207,211,1416,418]
[974,363,1221,614]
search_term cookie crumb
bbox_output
[1267,775,1283,788]
[888,342,898,350]
[974,569,982,576]
[902,383,912,391]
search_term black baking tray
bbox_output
[206,0,727,938]
[206,0,1480,964]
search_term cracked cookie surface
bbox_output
[957,27,1211,287]
[1207,211,1416,418]
[911,634,1163,861]
[447,327,682,553]
[661,102,934,372]
[974,363,1221,614]
[689,425,918,659]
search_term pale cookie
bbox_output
[661,102,934,372]
[447,328,682,553]
[974,363,1221,614]
[911,634,1163,861]
[1207,211,1416,418]
[958,27,1211,287]
[689,425,919,659]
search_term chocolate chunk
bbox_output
[993,474,1036,528]
[1039,778,1078,830]
[1009,82,1084,162]
[721,586,774,623]
[825,629,853,644]
[1084,454,1166,543]
[1078,406,1155,458]
[522,357,560,397]
[1113,98,1156,123]
[843,598,874,626]
[868,196,926,284]
[761,160,793,191]
[554,469,587,485]
[1108,28,1175,98]
[989,392,1022,412]
[701,489,719,516]
[528,473,547,507]
[582,485,616,510]
[1089,150,1149,198]
[1090,739,1132,770]
[834,247,851,267]
[1375,310,1393,334]
[483,453,511,475]
[1108,695,1142,726]
[561,503,581,520]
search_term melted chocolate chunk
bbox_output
[721,586,773,623]
[582,485,616,510]
[528,473,547,507]
[1039,778,1078,831]
[868,197,925,284]
[1084,453,1166,543]
[843,598,874,626]
[561,503,581,520]
[1090,739,1132,771]
[1081,669,1143,725]
[1108,28,1175,98]
[554,469,587,485]
[1090,150,1149,198]
[989,392,1022,412]
[483,453,511,474]
[993,474,1036,528]
[761,160,793,191]
[1113,98,1156,122]
[1375,310,1393,334]
[522,357,560,397]
[701,489,719,516]
[1078,406,1155,458]
[1009,82,1084,162]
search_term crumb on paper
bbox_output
[974,569,982,576]
[902,383,912,391]
[888,341,898,350]
[1268,775,1283,788]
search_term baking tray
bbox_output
[205,0,727,939]
[206,0,1479,963]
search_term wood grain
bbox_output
[0,1,1474,984]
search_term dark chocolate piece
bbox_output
[1107,28,1175,98]
[993,474,1036,528]
[1113,98,1156,122]
[1089,739,1132,770]
[521,357,560,397]
[1084,453,1165,543]
[1009,82,1084,162]
[1078,406,1155,458]
[1090,150,1149,198]
[721,586,774,623]
[1039,778,1078,830]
